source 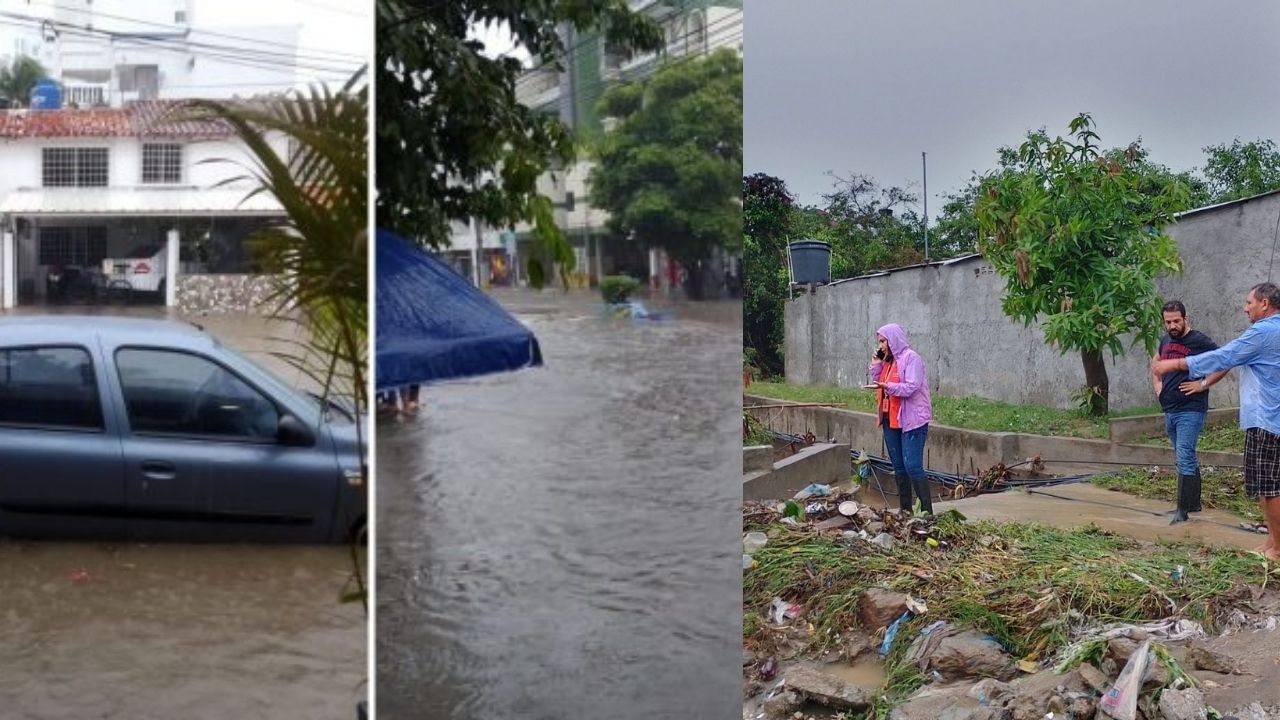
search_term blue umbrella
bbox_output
[376,229,543,390]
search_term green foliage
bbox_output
[975,114,1187,414]
[1201,138,1280,203]
[599,274,641,303]
[743,173,794,377]
[749,380,1116,438]
[180,72,369,609]
[181,72,368,416]
[589,49,743,279]
[375,0,662,285]
[0,55,46,106]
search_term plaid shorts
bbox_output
[1244,427,1280,498]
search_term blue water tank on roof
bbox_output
[30,79,62,110]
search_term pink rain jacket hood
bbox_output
[867,323,934,432]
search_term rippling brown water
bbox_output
[376,291,742,719]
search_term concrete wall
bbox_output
[746,395,1243,478]
[785,192,1280,410]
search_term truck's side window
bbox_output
[115,349,279,441]
[0,346,103,430]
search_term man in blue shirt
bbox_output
[1153,282,1280,559]
[1150,300,1229,524]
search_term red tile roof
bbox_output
[0,100,235,139]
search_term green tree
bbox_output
[0,55,47,106]
[589,48,742,298]
[809,172,926,279]
[743,173,794,377]
[975,114,1187,415]
[375,0,661,285]
[1200,138,1280,204]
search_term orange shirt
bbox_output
[878,362,902,429]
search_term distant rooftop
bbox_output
[0,100,236,139]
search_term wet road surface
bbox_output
[0,308,366,718]
[377,290,742,719]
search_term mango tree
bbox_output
[975,114,1186,415]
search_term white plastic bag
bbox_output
[1098,639,1151,720]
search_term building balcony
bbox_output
[515,65,561,111]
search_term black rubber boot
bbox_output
[911,476,933,515]
[895,473,914,513]
[1190,469,1203,513]
[1170,474,1193,524]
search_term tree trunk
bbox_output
[1080,348,1109,416]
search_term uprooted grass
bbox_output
[743,513,1271,665]
[1093,467,1261,522]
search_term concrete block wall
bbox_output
[785,192,1280,410]
[177,274,281,315]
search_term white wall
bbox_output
[0,133,288,194]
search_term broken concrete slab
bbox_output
[782,665,873,711]
[857,588,909,632]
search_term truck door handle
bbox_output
[141,460,176,480]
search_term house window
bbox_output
[38,226,108,266]
[142,143,183,184]
[42,148,109,187]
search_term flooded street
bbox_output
[0,307,366,718]
[377,290,742,719]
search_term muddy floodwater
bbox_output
[0,542,366,719]
[377,290,742,719]
[0,308,366,718]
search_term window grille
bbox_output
[142,143,182,184]
[42,148,109,187]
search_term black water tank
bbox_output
[788,240,831,284]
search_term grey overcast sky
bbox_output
[745,0,1280,218]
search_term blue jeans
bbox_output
[883,423,929,479]
[1165,411,1206,476]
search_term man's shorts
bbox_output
[1244,427,1280,498]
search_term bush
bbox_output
[600,275,641,304]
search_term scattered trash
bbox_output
[793,483,833,500]
[758,656,777,681]
[905,597,928,615]
[1098,639,1152,720]
[743,531,769,554]
[771,597,802,625]
[838,501,859,516]
[1171,565,1185,585]
[743,554,755,570]
[1018,659,1039,673]
[869,533,895,550]
[69,569,94,582]
[782,501,804,521]
[925,537,940,548]
[920,620,947,636]
[880,612,910,656]
[805,501,827,515]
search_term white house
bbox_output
[0,0,299,108]
[0,100,288,310]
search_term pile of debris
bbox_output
[743,494,1280,720]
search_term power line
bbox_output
[293,0,369,19]
[0,14,361,78]
[24,0,366,61]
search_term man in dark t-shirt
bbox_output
[1151,300,1230,523]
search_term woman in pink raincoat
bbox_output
[867,323,935,514]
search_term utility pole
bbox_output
[922,151,929,262]
[471,216,483,287]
